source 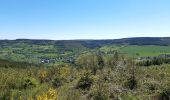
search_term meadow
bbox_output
[100,45,170,57]
[119,45,170,57]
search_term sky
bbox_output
[0,0,170,40]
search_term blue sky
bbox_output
[0,0,170,40]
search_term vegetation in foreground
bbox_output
[0,51,170,100]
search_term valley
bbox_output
[0,37,170,99]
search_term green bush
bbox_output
[143,82,158,91]
[124,76,137,90]
[65,89,81,100]
[52,77,63,88]
[21,77,39,89]
[121,93,139,100]
[76,73,93,90]
[93,91,109,100]
[90,82,109,100]
[159,88,170,100]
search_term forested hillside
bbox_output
[1,37,170,48]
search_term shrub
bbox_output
[65,89,81,100]
[93,91,109,100]
[143,82,158,91]
[59,66,71,81]
[22,77,39,89]
[90,82,109,100]
[52,77,63,88]
[76,72,93,90]
[159,88,170,100]
[124,76,137,90]
[38,69,47,83]
[121,93,139,100]
[36,88,58,100]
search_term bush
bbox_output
[121,93,139,100]
[36,88,58,100]
[124,76,137,90]
[65,89,81,100]
[143,82,158,91]
[52,77,63,88]
[76,73,93,90]
[93,91,109,100]
[90,82,109,100]
[22,77,39,89]
[159,88,170,100]
[38,69,47,83]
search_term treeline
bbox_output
[137,57,170,66]
[76,51,120,74]
[0,59,37,68]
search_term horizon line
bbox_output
[0,36,170,41]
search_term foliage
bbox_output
[143,82,158,91]
[76,72,93,90]
[52,77,63,88]
[158,88,170,100]
[76,52,105,74]
[38,69,47,83]
[124,75,137,90]
[0,48,170,100]
[22,77,39,89]
[91,82,109,100]
[137,57,170,66]
[121,93,140,100]
[36,88,58,100]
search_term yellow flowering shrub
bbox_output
[36,88,58,100]
[60,67,71,79]
[38,69,47,83]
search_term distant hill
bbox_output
[1,37,170,49]
[111,37,170,46]
[1,37,170,63]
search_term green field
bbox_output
[119,45,170,57]
[100,45,170,57]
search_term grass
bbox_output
[100,45,170,57]
[119,45,170,57]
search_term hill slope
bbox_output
[0,37,170,63]
[1,37,170,49]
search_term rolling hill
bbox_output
[1,37,170,48]
[1,37,170,63]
